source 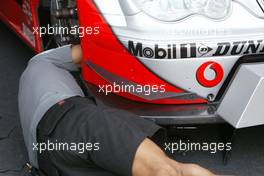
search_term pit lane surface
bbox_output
[0,21,264,176]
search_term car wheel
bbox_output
[50,0,80,46]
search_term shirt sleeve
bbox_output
[30,45,79,71]
[18,45,84,168]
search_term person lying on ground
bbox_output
[19,45,215,176]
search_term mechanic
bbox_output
[18,45,215,176]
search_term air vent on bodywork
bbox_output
[16,0,23,6]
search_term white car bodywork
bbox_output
[93,0,264,128]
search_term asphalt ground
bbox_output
[0,21,264,176]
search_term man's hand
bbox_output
[71,44,82,67]
[179,162,215,176]
[133,139,216,176]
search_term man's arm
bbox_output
[18,45,84,167]
[30,45,82,71]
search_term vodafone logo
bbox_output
[196,61,224,88]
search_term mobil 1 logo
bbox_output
[127,40,264,59]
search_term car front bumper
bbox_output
[85,54,264,129]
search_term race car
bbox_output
[1,0,264,128]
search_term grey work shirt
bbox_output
[18,45,84,168]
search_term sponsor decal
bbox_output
[257,0,264,12]
[198,44,213,56]
[128,41,196,59]
[212,40,264,56]
[128,40,264,59]
[196,61,224,88]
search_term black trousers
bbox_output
[37,96,162,176]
